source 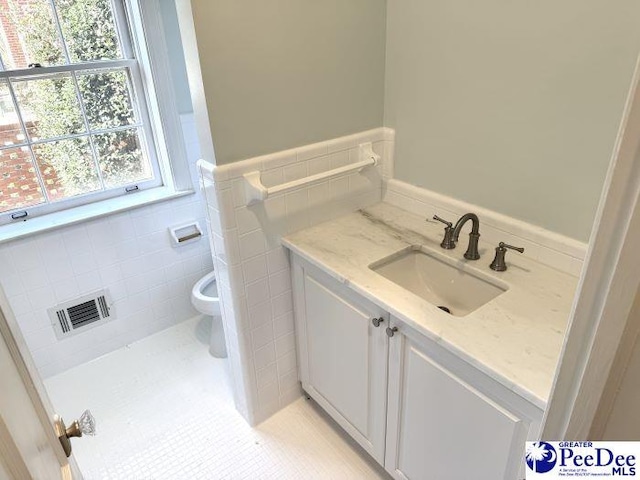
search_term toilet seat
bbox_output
[191,271,221,316]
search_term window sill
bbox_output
[0,187,195,245]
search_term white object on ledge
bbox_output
[169,222,203,246]
[197,159,215,180]
[243,142,380,206]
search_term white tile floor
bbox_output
[45,316,389,480]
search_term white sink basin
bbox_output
[369,246,508,317]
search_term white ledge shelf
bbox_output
[0,187,194,245]
[243,142,380,206]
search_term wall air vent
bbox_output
[48,290,115,340]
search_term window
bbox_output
[0,0,172,226]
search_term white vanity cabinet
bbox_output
[291,255,543,479]
[384,320,540,480]
[292,257,390,463]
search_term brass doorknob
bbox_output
[54,410,96,457]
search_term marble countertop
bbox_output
[281,203,579,409]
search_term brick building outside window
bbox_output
[0,0,174,226]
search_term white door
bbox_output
[385,322,527,480]
[293,260,389,463]
[0,287,82,480]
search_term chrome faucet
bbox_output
[432,213,481,260]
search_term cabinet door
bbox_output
[293,261,388,464]
[385,325,527,480]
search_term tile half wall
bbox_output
[200,127,394,424]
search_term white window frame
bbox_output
[0,0,192,238]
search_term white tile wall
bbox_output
[200,127,393,425]
[0,114,212,378]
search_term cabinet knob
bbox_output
[386,326,398,337]
[371,317,384,327]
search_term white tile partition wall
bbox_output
[200,127,394,424]
[0,114,211,378]
[384,179,588,276]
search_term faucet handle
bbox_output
[499,242,524,253]
[490,242,524,271]
[432,215,456,249]
[432,215,453,228]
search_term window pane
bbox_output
[0,0,66,69]
[33,136,100,200]
[13,73,85,140]
[78,69,136,130]
[0,29,11,70]
[0,80,26,148]
[54,0,122,63]
[93,128,151,188]
[0,146,46,213]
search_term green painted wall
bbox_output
[187,0,387,164]
[384,0,640,241]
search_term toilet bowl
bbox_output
[191,271,227,358]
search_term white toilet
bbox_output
[191,271,227,358]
